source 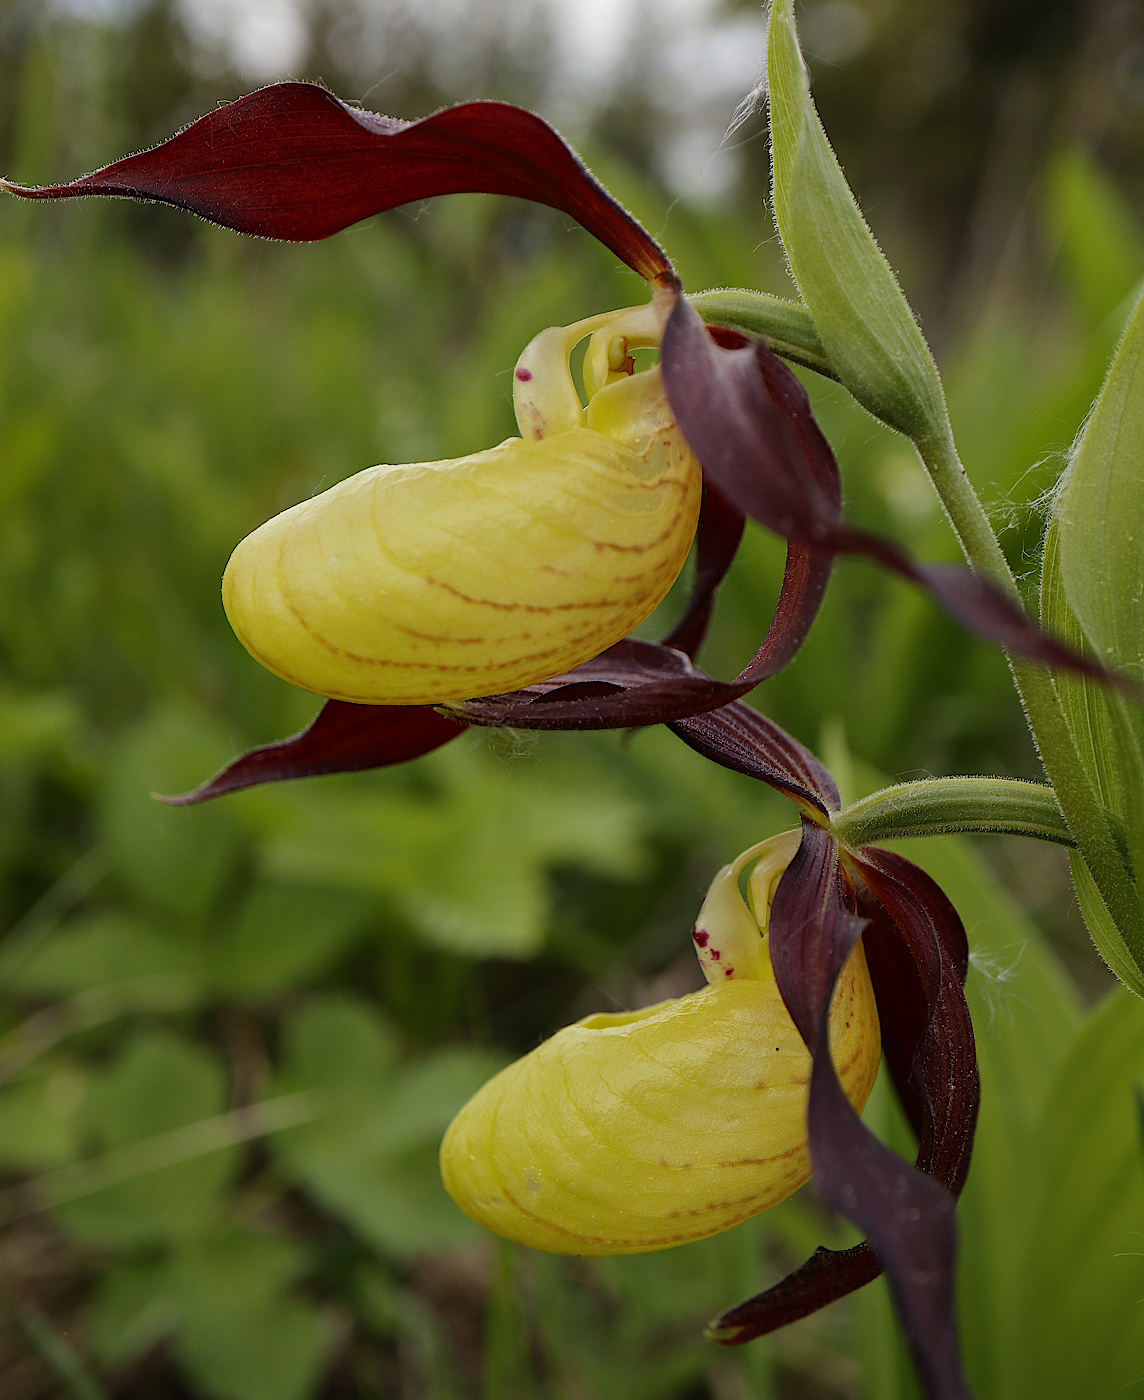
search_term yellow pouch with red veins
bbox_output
[440,832,882,1255]
[222,300,702,705]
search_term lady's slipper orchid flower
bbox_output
[221,298,703,704]
[3,81,1112,740]
[0,81,1084,1400]
[440,830,882,1254]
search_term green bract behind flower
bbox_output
[222,299,702,705]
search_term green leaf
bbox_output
[212,883,370,998]
[89,1232,330,1400]
[766,0,950,448]
[278,994,399,1101]
[100,712,243,926]
[273,995,503,1257]
[88,1257,180,1368]
[171,1233,330,1400]
[1002,990,1144,1399]
[1,911,204,998]
[0,683,78,764]
[1044,147,1144,328]
[260,747,648,958]
[0,1064,85,1170]
[893,835,1082,1397]
[1056,285,1144,680]
[56,1030,234,1245]
[1068,848,1144,1001]
[1049,294,1144,984]
[1041,517,1144,991]
[1040,519,1121,818]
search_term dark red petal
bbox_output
[744,823,972,1400]
[662,295,1127,685]
[661,300,840,544]
[766,820,869,1044]
[735,544,834,686]
[805,1021,968,1400]
[3,82,671,282]
[670,701,839,815]
[714,836,979,1399]
[159,700,466,805]
[856,849,979,1194]
[454,639,752,730]
[662,478,745,658]
[708,1244,881,1342]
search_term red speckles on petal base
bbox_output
[692,929,709,947]
[710,949,721,960]
[724,966,735,977]
[515,367,533,381]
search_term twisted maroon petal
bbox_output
[663,479,745,658]
[713,833,978,1400]
[719,823,974,1400]
[454,639,753,730]
[857,848,978,1195]
[666,478,832,688]
[3,82,672,282]
[669,699,838,815]
[160,700,466,805]
[734,543,833,687]
[661,295,1125,684]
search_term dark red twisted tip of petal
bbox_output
[662,459,833,683]
[454,638,753,731]
[158,700,466,805]
[663,478,745,659]
[661,294,1130,687]
[856,848,978,1194]
[669,700,838,815]
[735,543,834,687]
[165,633,828,804]
[713,832,979,1400]
[3,82,672,283]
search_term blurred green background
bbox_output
[2,1,1144,1397]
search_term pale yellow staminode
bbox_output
[221,296,702,704]
[440,832,881,1255]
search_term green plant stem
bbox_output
[0,974,199,1086]
[917,434,1144,957]
[0,1092,320,1222]
[687,289,834,379]
[915,428,1020,599]
[19,1308,107,1400]
[831,777,1076,849]
[691,290,1144,963]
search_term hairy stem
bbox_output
[832,776,1078,849]
[688,289,835,379]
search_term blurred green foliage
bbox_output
[2,5,1144,1400]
